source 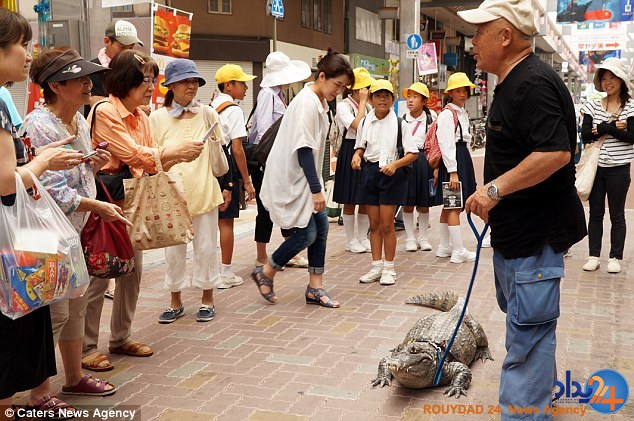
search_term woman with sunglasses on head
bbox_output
[81,50,204,372]
[0,8,87,420]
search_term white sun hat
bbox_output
[593,57,634,95]
[260,52,312,88]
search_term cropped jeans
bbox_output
[588,163,631,259]
[270,211,328,274]
[493,244,564,421]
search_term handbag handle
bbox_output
[152,148,164,174]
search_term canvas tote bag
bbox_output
[123,151,194,250]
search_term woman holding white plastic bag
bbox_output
[150,59,225,323]
[0,7,87,419]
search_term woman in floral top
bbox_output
[20,48,131,398]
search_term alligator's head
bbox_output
[385,341,440,389]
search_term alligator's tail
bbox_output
[405,291,460,312]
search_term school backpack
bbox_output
[423,106,459,169]
[214,101,260,173]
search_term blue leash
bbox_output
[433,213,489,386]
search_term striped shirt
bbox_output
[582,98,634,167]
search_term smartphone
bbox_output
[95,141,109,150]
[202,122,218,143]
[82,150,98,160]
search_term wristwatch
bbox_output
[487,180,502,202]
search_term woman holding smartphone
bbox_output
[150,59,225,323]
[22,48,133,397]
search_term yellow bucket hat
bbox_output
[445,72,476,93]
[369,79,394,94]
[215,64,257,84]
[402,82,430,99]
[350,67,376,90]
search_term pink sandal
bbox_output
[61,374,117,396]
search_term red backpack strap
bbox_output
[445,106,464,142]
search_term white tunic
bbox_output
[436,103,472,173]
[260,85,327,229]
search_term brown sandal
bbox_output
[109,341,153,357]
[81,352,114,372]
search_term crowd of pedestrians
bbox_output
[0,1,632,419]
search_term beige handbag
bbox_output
[575,136,605,201]
[123,151,194,250]
[202,105,230,177]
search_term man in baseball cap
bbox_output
[462,1,586,419]
[84,20,144,115]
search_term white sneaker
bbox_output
[405,239,418,252]
[286,257,309,268]
[379,269,397,285]
[450,249,476,264]
[607,258,621,273]
[217,273,244,289]
[582,256,600,271]
[417,239,432,251]
[359,265,383,283]
[436,245,453,258]
[359,238,371,252]
[346,239,366,253]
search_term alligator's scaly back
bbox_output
[405,292,459,312]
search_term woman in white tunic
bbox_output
[253,49,354,307]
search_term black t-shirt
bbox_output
[485,54,586,259]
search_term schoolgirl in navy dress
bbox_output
[433,72,477,264]
[352,80,418,286]
[334,67,374,253]
[401,82,437,252]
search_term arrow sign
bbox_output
[406,34,422,50]
[606,42,620,48]
[271,0,284,19]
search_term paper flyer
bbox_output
[418,42,438,75]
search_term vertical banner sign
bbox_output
[417,42,438,75]
[151,4,193,109]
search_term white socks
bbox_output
[403,212,415,241]
[357,213,370,241]
[448,225,465,253]
[342,214,356,242]
[418,212,430,241]
[383,260,394,270]
[439,222,451,248]
[221,264,232,275]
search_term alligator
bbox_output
[371,292,493,397]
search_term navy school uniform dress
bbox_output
[432,104,477,207]
[402,110,438,207]
[355,110,419,205]
[333,98,371,205]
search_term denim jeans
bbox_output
[493,245,564,421]
[588,164,631,259]
[270,211,328,274]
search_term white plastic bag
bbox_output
[575,137,604,201]
[0,170,89,319]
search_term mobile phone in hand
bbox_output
[202,122,218,143]
[95,141,109,150]
[82,150,98,160]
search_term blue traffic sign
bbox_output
[271,0,284,18]
[406,33,422,50]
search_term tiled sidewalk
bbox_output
[17,205,633,420]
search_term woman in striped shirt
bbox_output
[580,58,634,274]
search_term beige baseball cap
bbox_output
[457,0,537,37]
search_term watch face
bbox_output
[487,185,497,200]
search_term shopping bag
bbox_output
[202,105,229,177]
[123,151,194,250]
[0,170,90,319]
[81,175,135,278]
[575,137,604,201]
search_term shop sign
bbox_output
[352,54,390,78]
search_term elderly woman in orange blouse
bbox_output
[81,50,203,372]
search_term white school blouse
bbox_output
[403,110,436,149]
[354,109,418,166]
[436,103,472,173]
[210,93,247,143]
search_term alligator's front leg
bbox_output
[439,362,472,398]
[371,356,393,387]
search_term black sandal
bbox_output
[305,285,340,308]
[251,267,277,304]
